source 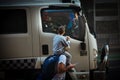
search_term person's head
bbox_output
[73,10,79,20]
[74,12,79,19]
[57,25,65,35]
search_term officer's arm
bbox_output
[58,63,75,73]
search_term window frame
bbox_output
[41,7,81,40]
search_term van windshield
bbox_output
[41,9,80,40]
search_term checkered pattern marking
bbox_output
[0,58,36,70]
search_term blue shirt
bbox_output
[53,34,70,54]
[52,55,66,80]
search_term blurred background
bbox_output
[80,0,120,80]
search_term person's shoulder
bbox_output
[73,18,77,21]
[59,54,67,64]
[54,35,60,39]
[55,34,62,37]
[59,54,66,59]
[58,35,65,40]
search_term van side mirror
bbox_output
[100,44,109,63]
[99,44,109,71]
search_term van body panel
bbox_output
[0,7,33,59]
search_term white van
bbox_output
[0,0,98,80]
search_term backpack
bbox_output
[37,54,62,80]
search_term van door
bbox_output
[39,7,90,79]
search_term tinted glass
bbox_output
[0,9,27,34]
[41,9,80,40]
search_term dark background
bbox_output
[80,0,120,80]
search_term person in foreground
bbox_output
[52,25,75,80]
[53,25,72,66]
[52,54,75,80]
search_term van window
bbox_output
[41,9,80,40]
[0,9,27,34]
